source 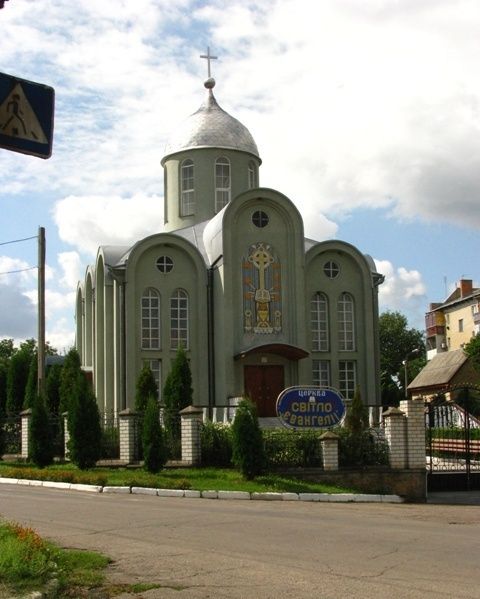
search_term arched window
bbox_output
[311,292,329,351]
[248,161,257,189]
[170,289,189,350]
[215,157,230,212]
[181,159,194,216]
[338,292,355,351]
[141,288,160,349]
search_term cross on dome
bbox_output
[200,46,218,78]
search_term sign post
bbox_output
[276,386,346,430]
[0,72,54,159]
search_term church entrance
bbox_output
[244,365,284,417]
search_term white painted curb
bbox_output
[103,486,131,494]
[218,490,250,500]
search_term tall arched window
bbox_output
[141,288,160,349]
[181,159,194,216]
[248,161,257,189]
[338,292,355,351]
[170,289,189,350]
[215,157,230,212]
[311,292,329,351]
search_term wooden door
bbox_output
[244,365,284,417]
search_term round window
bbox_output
[156,256,173,273]
[252,210,269,228]
[324,261,340,279]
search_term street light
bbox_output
[403,348,421,398]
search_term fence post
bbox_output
[383,407,407,469]
[119,409,139,464]
[180,406,204,465]
[62,412,70,460]
[20,409,32,460]
[400,399,426,468]
[320,431,339,471]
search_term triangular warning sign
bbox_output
[0,82,48,143]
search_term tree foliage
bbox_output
[464,334,480,372]
[45,364,62,415]
[344,385,369,436]
[163,347,193,442]
[67,375,102,469]
[29,394,54,468]
[0,362,7,417]
[142,397,167,473]
[23,354,38,410]
[379,310,425,405]
[135,364,158,412]
[231,398,265,480]
[59,348,82,414]
[6,346,33,415]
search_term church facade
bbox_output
[76,71,384,418]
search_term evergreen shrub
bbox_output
[29,394,54,468]
[142,397,167,473]
[163,347,192,448]
[231,398,265,479]
[135,365,158,412]
[336,428,389,467]
[23,355,38,410]
[67,376,102,470]
[201,422,233,467]
[263,429,322,468]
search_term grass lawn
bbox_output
[0,461,357,494]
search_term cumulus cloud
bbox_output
[53,194,164,255]
[375,259,427,327]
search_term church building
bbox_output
[76,55,384,418]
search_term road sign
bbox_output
[276,386,346,429]
[0,72,54,159]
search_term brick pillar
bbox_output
[320,431,339,471]
[400,399,426,468]
[63,412,70,460]
[383,407,407,469]
[20,409,32,460]
[119,408,139,464]
[180,406,203,465]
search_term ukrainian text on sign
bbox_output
[276,386,346,429]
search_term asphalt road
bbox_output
[1,485,480,598]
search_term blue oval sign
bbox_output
[276,386,346,429]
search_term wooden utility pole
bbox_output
[37,226,46,396]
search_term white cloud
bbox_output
[58,252,83,290]
[53,194,164,255]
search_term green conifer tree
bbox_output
[135,364,158,412]
[23,354,38,409]
[163,347,193,443]
[29,393,54,468]
[231,398,265,480]
[142,396,167,473]
[45,364,62,415]
[344,385,369,436]
[59,348,81,414]
[67,375,102,469]
[6,347,32,415]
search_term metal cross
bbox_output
[200,46,218,78]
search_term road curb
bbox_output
[0,478,404,503]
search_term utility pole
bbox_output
[38,226,46,397]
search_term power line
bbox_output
[0,234,38,246]
[0,266,37,276]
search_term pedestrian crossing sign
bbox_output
[0,72,54,159]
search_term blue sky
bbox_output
[1,0,479,351]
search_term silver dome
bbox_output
[163,88,260,161]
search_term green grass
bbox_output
[0,520,109,597]
[0,461,357,494]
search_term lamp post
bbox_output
[403,348,421,398]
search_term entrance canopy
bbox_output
[234,343,309,361]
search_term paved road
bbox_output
[1,485,480,598]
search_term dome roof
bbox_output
[162,81,260,162]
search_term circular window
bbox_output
[324,261,340,279]
[252,210,269,228]
[156,256,173,273]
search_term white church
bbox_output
[76,52,384,418]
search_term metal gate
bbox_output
[425,386,480,491]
